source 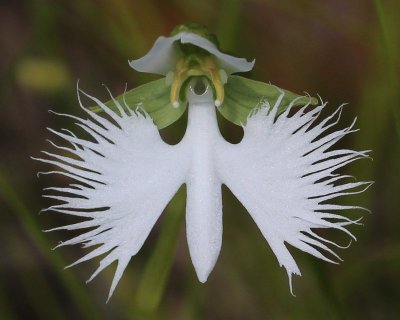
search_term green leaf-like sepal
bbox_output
[92,79,186,129]
[218,75,318,126]
[170,22,220,49]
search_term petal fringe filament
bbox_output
[35,81,370,300]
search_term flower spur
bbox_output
[34,23,371,300]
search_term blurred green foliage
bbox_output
[0,0,399,319]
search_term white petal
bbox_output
[38,90,188,299]
[130,32,254,75]
[129,34,183,75]
[216,93,370,293]
[182,84,224,282]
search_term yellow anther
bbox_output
[202,56,225,107]
[167,55,226,108]
[170,59,189,108]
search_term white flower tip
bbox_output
[214,99,221,107]
[196,269,211,283]
[51,242,62,250]
[287,271,301,297]
[172,101,180,108]
[219,69,228,84]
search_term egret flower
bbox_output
[35,24,370,301]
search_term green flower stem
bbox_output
[373,0,400,139]
[217,0,242,50]
[70,0,147,63]
[0,170,100,320]
[0,275,14,320]
[134,186,186,314]
[13,236,66,320]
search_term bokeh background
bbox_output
[1,0,399,319]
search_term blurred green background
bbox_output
[0,0,399,319]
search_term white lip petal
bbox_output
[37,81,369,298]
[216,93,370,294]
[129,31,254,75]
[183,85,224,282]
[36,89,188,299]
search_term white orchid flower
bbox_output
[35,24,370,301]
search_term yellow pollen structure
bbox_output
[170,59,189,108]
[169,55,226,108]
[201,56,225,107]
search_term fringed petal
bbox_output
[216,92,370,293]
[36,89,188,299]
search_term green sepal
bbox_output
[218,75,318,126]
[92,79,186,129]
[171,22,220,48]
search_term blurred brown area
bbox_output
[0,0,399,319]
